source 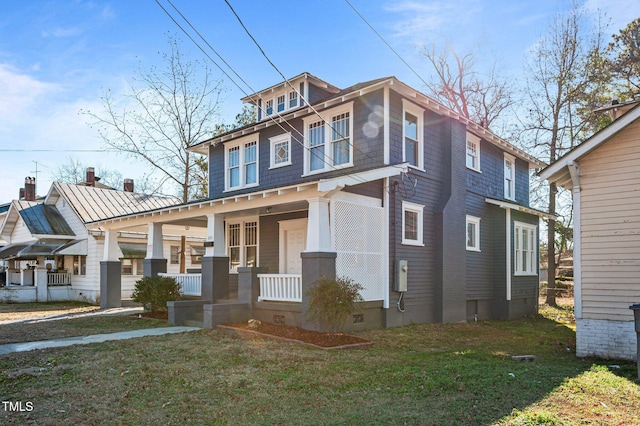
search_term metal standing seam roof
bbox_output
[15,201,75,236]
[52,182,181,224]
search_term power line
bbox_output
[343,0,430,89]
[157,0,366,181]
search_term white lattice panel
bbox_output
[332,199,385,301]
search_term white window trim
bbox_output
[466,215,481,252]
[224,134,260,192]
[402,99,425,171]
[466,132,481,173]
[226,217,259,273]
[302,102,354,176]
[401,201,424,246]
[269,133,292,169]
[514,221,537,276]
[504,153,516,201]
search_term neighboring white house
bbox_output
[539,101,640,360]
[0,173,205,303]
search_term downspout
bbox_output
[568,161,581,319]
[506,208,512,301]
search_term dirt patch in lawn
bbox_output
[220,321,373,349]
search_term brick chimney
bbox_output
[86,167,95,187]
[123,178,134,193]
[24,177,36,201]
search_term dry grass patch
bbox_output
[0,305,638,425]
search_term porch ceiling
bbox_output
[87,182,320,231]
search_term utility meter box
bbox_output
[395,260,408,292]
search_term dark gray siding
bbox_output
[343,180,383,199]
[307,82,336,104]
[208,90,387,200]
[258,211,308,274]
[385,90,448,327]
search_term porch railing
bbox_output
[257,274,302,302]
[47,273,71,286]
[159,273,202,296]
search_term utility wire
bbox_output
[157,0,369,183]
[343,0,430,89]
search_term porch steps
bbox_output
[183,312,204,328]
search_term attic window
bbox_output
[289,91,298,108]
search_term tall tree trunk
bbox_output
[545,182,557,306]
[180,235,186,274]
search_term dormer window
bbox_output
[289,91,298,108]
[266,100,273,115]
[277,95,285,112]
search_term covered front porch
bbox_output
[92,170,398,331]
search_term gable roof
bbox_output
[538,103,640,189]
[1,200,75,238]
[46,182,181,224]
[240,71,341,104]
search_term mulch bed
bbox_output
[219,321,373,350]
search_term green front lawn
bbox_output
[0,304,638,425]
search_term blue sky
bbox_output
[0,0,637,202]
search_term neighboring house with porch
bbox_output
[539,100,640,360]
[90,72,550,330]
[0,172,202,303]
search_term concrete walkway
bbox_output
[0,326,200,355]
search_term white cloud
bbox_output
[0,64,128,202]
[384,0,482,43]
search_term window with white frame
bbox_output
[265,99,273,115]
[227,219,258,271]
[269,133,292,168]
[504,154,515,200]
[170,246,180,264]
[466,215,481,251]
[289,91,298,108]
[303,103,353,175]
[401,201,424,246]
[514,222,537,275]
[72,255,86,275]
[225,136,259,191]
[466,133,481,171]
[277,94,285,112]
[402,99,424,170]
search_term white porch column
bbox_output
[101,228,122,308]
[305,197,331,252]
[144,222,167,277]
[205,214,226,257]
[103,228,120,261]
[146,222,164,259]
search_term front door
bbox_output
[279,219,307,274]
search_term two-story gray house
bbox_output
[93,72,550,330]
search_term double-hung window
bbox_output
[227,219,258,272]
[401,201,424,246]
[303,102,353,175]
[265,99,273,116]
[72,255,86,276]
[514,222,537,275]
[289,91,298,108]
[466,133,481,172]
[225,136,259,191]
[466,216,481,251]
[277,95,285,112]
[504,153,515,200]
[402,99,424,170]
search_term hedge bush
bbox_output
[305,276,364,334]
[132,275,182,312]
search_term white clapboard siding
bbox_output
[580,118,640,321]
